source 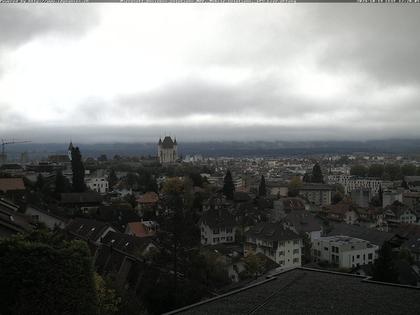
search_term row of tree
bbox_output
[350,163,420,181]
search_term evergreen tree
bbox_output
[223,170,235,200]
[258,175,266,197]
[372,241,399,283]
[302,172,312,183]
[54,170,70,198]
[71,147,86,192]
[311,163,324,183]
[35,174,45,191]
[108,168,118,189]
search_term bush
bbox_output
[0,234,98,315]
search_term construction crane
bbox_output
[1,139,31,163]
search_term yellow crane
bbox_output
[1,139,31,163]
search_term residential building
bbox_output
[271,197,306,222]
[86,177,109,193]
[312,235,378,268]
[351,188,371,208]
[383,189,403,208]
[404,176,420,192]
[245,222,302,268]
[158,136,178,164]
[327,175,383,195]
[199,209,237,245]
[60,192,103,214]
[299,183,333,206]
[321,201,359,224]
[25,205,67,230]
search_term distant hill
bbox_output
[5,139,420,160]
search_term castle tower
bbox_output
[158,136,178,164]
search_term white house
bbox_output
[245,222,302,268]
[199,209,237,245]
[86,177,109,193]
[327,175,383,195]
[312,235,379,269]
[299,184,334,206]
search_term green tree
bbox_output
[372,241,399,284]
[243,254,266,279]
[108,168,118,189]
[384,164,401,181]
[97,154,108,162]
[368,164,384,178]
[302,172,311,183]
[71,146,86,192]
[223,170,235,200]
[288,176,303,197]
[258,175,267,197]
[301,232,312,264]
[350,164,368,177]
[332,191,343,204]
[311,163,324,183]
[95,273,121,315]
[35,173,45,191]
[54,170,71,198]
[401,164,417,177]
[0,231,98,315]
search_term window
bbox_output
[368,253,373,260]
[356,255,360,259]
[293,240,300,245]
[279,260,285,265]
[279,251,285,256]
[293,258,299,263]
[226,227,232,233]
[213,228,220,234]
[324,247,329,251]
[293,249,299,254]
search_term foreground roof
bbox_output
[166,268,420,315]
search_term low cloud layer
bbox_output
[0,5,420,143]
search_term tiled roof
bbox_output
[137,192,159,204]
[281,198,305,211]
[284,210,322,233]
[66,218,112,242]
[199,209,237,229]
[127,221,155,237]
[101,231,155,256]
[167,268,420,315]
[0,178,25,192]
[246,222,300,242]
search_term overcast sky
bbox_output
[1,4,420,143]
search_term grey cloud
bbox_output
[0,5,99,50]
[116,78,336,119]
